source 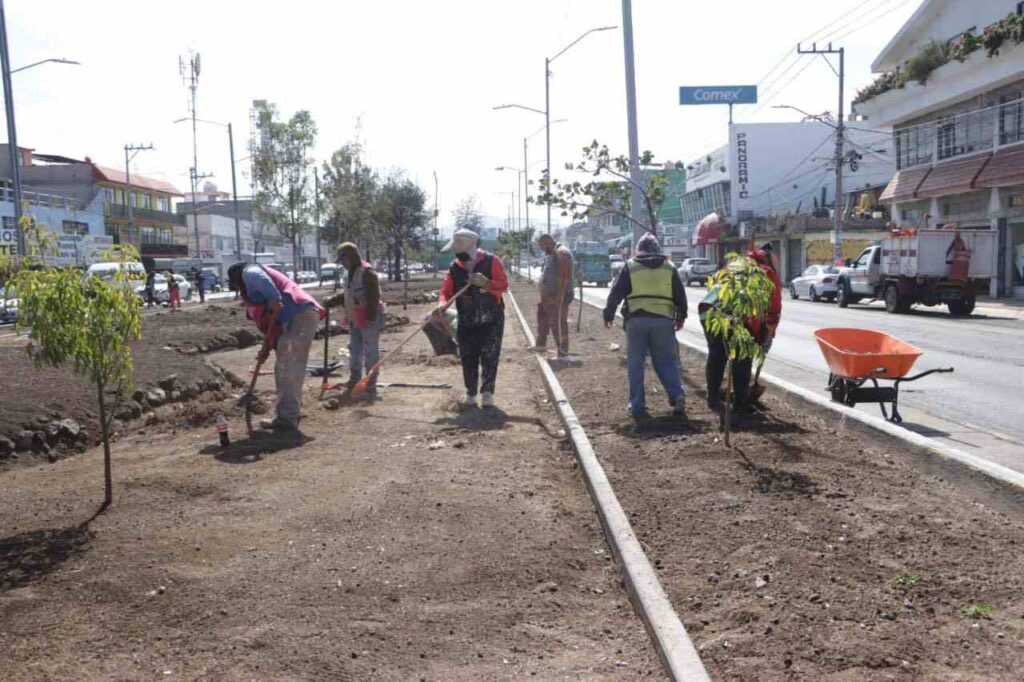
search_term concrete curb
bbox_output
[506,290,711,682]
[571,288,1024,493]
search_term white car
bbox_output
[0,285,18,324]
[135,274,192,303]
[789,264,840,302]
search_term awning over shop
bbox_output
[975,145,1024,188]
[915,153,990,198]
[879,166,931,202]
[693,212,724,246]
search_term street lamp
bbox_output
[0,0,82,256]
[495,166,525,230]
[172,117,243,262]
[10,57,80,75]
[494,25,616,236]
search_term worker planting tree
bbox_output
[12,244,143,508]
[698,247,779,445]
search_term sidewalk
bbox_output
[0,302,659,680]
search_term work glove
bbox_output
[470,272,490,288]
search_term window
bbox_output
[895,125,934,168]
[999,94,1023,145]
[936,109,994,160]
[139,194,152,210]
[158,227,172,244]
[140,226,156,243]
[103,187,115,204]
[157,196,170,212]
[803,266,819,276]
[62,220,88,235]
[942,195,986,216]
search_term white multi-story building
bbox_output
[855,0,1024,298]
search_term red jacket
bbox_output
[439,249,509,305]
[748,248,782,340]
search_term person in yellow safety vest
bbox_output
[602,232,688,421]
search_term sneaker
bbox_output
[527,344,548,353]
[481,392,495,408]
[556,349,570,359]
[462,393,478,408]
[259,418,297,431]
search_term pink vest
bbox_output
[245,266,325,344]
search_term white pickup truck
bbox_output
[835,229,997,316]
[677,257,718,286]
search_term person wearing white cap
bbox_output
[433,228,509,408]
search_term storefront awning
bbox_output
[975,145,1024,188]
[692,212,724,246]
[879,166,931,202]
[915,154,990,198]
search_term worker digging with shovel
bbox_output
[228,261,325,431]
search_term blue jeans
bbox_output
[348,315,384,383]
[625,315,683,414]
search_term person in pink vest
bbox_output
[228,261,325,431]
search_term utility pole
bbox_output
[0,0,23,256]
[621,0,646,244]
[123,143,154,241]
[228,122,241,261]
[313,168,321,267]
[544,57,552,235]
[798,42,845,264]
[523,138,530,234]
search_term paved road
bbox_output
[523,267,1024,475]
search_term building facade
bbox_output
[855,0,1024,298]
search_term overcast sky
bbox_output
[7,0,919,230]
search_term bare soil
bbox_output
[0,300,661,680]
[513,279,1024,681]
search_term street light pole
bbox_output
[313,167,321,267]
[0,0,23,255]
[621,0,646,244]
[523,137,530,233]
[544,57,552,236]
[227,123,241,261]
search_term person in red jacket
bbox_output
[699,243,782,418]
[434,228,509,409]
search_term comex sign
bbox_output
[679,85,757,106]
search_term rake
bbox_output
[349,283,472,399]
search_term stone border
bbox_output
[506,291,711,682]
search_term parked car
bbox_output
[86,261,147,291]
[134,273,192,304]
[677,257,717,286]
[320,263,339,284]
[0,285,18,324]
[789,264,840,302]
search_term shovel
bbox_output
[750,356,767,403]
[350,283,472,399]
[237,354,268,409]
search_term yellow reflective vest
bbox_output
[626,259,676,319]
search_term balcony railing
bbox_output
[105,203,186,225]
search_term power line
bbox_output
[831,0,917,43]
[815,0,899,44]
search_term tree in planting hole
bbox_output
[13,244,142,508]
[703,253,773,446]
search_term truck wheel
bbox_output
[810,285,821,302]
[948,296,975,316]
[789,284,799,300]
[884,283,909,314]
[837,282,851,308]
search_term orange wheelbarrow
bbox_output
[813,328,953,423]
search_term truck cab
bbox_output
[842,246,882,297]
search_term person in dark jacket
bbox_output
[603,232,688,420]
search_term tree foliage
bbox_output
[12,243,143,508]
[320,141,379,252]
[495,227,535,273]
[375,172,427,281]
[252,104,318,276]
[703,253,773,443]
[452,195,485,232]
[534,141,676,235]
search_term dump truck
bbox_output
[574,241,612,287]
[835,229,997,316]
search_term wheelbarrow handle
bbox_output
[896,367,954,383]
